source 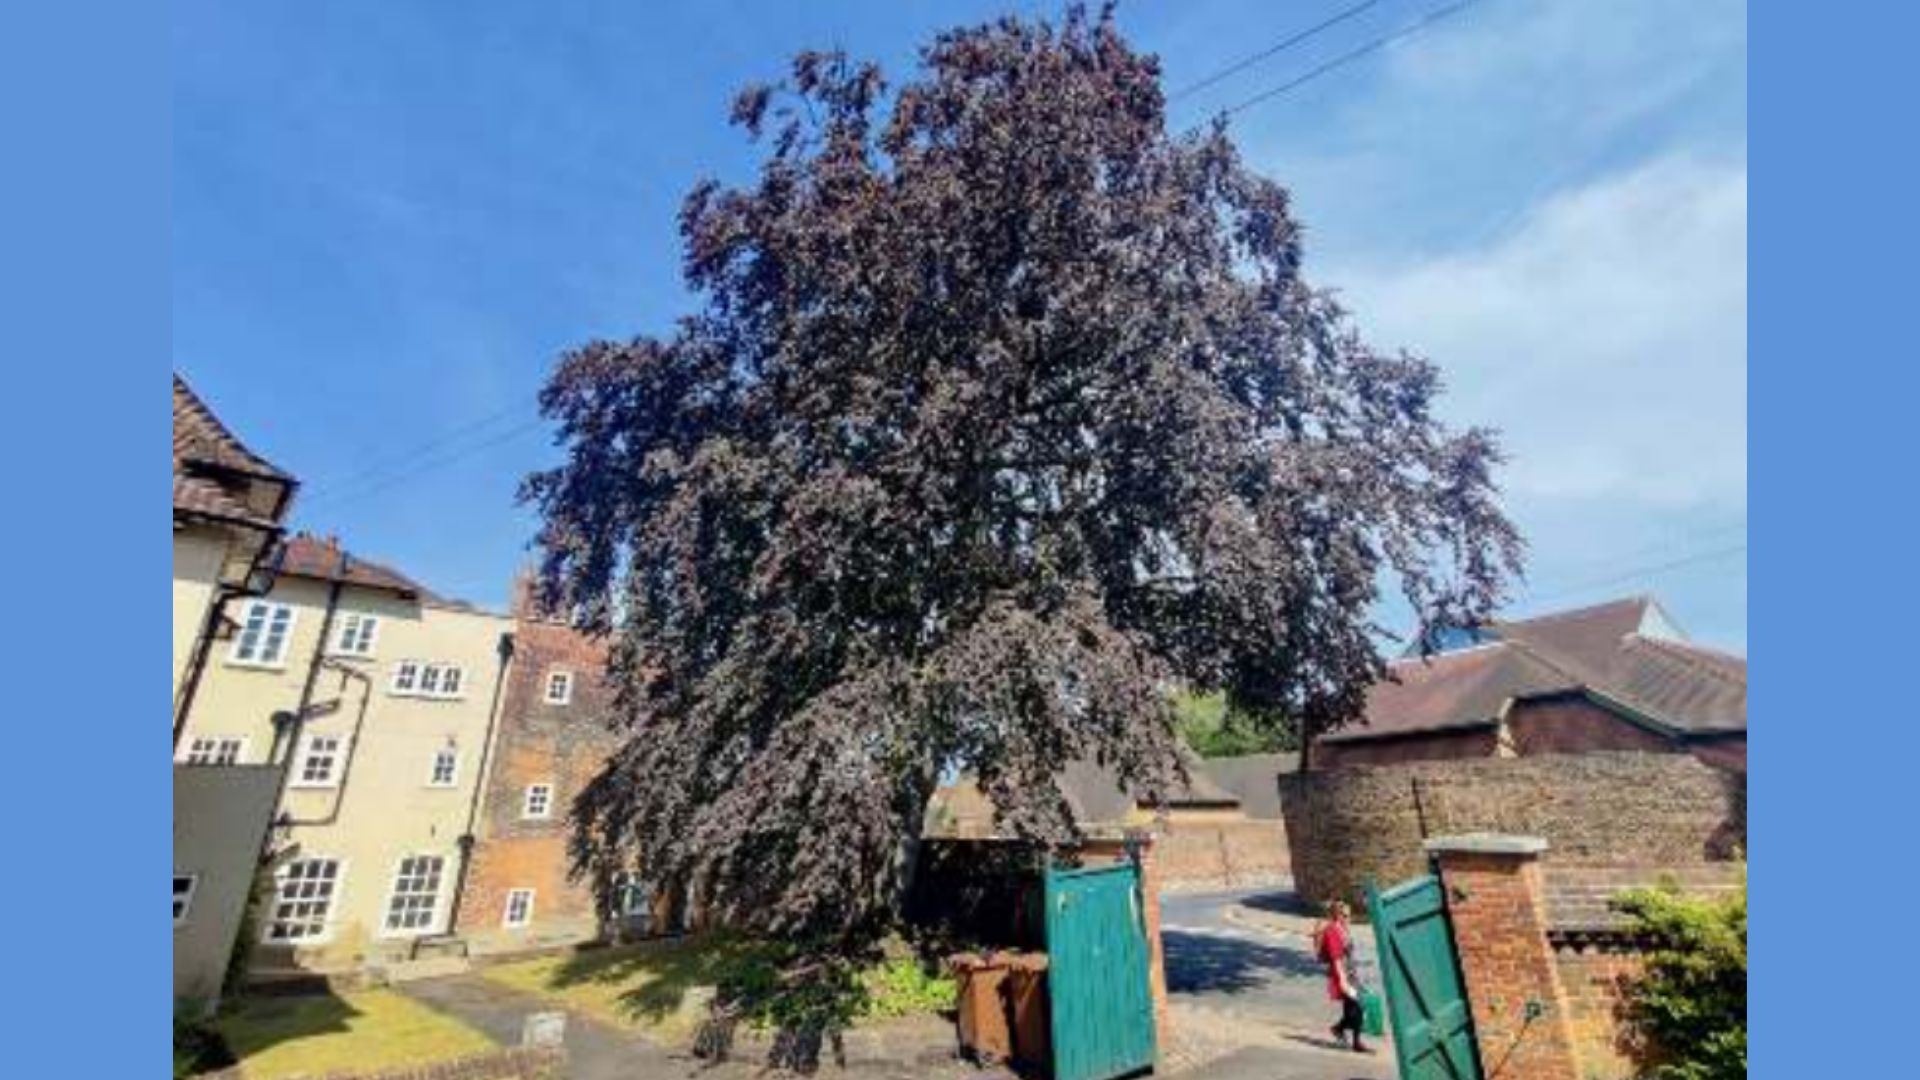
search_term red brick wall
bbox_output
[1505,697,1678,756]
[457,617,621,946]
[1690,736,1747,772]
[1432,844,1582,1080]
[1315,696,1745,773]
[1315,727,1498,769]
[1435,843,1745,1080]
[1552,945,1645,1079]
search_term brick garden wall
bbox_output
[1280,752,1745,907]
[1543,862,1744,1079]
[1429,838,1744,1080]
[1151,817,1290,890]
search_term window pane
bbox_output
[234,604,267,660]
[262,606,292,662]
[269,859,339,941]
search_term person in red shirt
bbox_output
[1315,900,1372,1053]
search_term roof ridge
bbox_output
[1495,594,1648,631]
[1386,641,1508,669]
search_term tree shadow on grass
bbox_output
[212,991,364,1065]
[546,934,775,1029]
[1161,930,1322,995]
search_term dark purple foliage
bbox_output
[522,2,1520,1014]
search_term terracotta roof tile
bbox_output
[173,374,294,529]
[173,374,291,480]
[276,533,443,601]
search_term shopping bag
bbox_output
[1360,990,1386,1038]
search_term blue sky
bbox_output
[174,0,1747,648]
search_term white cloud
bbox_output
[1326,153,1746,512]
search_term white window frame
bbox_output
[390,660,467,700]
[502,888,536,929]
[378,854,448,938]
[331,612,382,658]
[264,857,346,944]
[522,783,554,820]
[228,600,297,668]
[179,735,249,766]
[427,746,459,788]
[174,874,198,927]
[291,733,347,788]
[544,670,574,705]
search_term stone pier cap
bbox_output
[1423,833,1550,856]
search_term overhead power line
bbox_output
[1524,543,1748,606]
[298,415,548,513]
[1215,0,1482,121]
[318,401,534,494]
[1167,0,1389,104]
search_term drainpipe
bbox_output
[439,629,515,940]
[272,659,373,828]
[262,548,351,832]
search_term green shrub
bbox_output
[173,1000,235,1079]
[862,956,958,1019]
[1615,880,1747,1080]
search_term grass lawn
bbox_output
[211,988,495,1080]
[481,935,954,1042]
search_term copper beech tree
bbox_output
[523,3,1520,1027]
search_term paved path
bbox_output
[1159,886,1393,1080]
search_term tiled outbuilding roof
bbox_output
[276,533,442,601]
[1328,596,1745,744]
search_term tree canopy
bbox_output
[523,2,1520,1019]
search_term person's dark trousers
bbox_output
[1334,994,1364,1045]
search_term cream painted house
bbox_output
[178,533,515,975]
[173,375,298,1003]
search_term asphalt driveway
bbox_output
[1160,886,1394,1080]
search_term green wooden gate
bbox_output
[1045,863,1156,1080]
[1366,875,1482,1080]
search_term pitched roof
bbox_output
[1193,752,1299,819]
[924,749,1249,838]
[276,533,442,601]
[173,374,294,529]
[173,374,291,481]
[1328,595,1745,744]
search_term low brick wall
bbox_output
[1543,862,1744,1079]
[1280,752,1744,907]
[202,1045,564,1080]
[1430,836,1743,1080]
[1152,818,1289,890]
